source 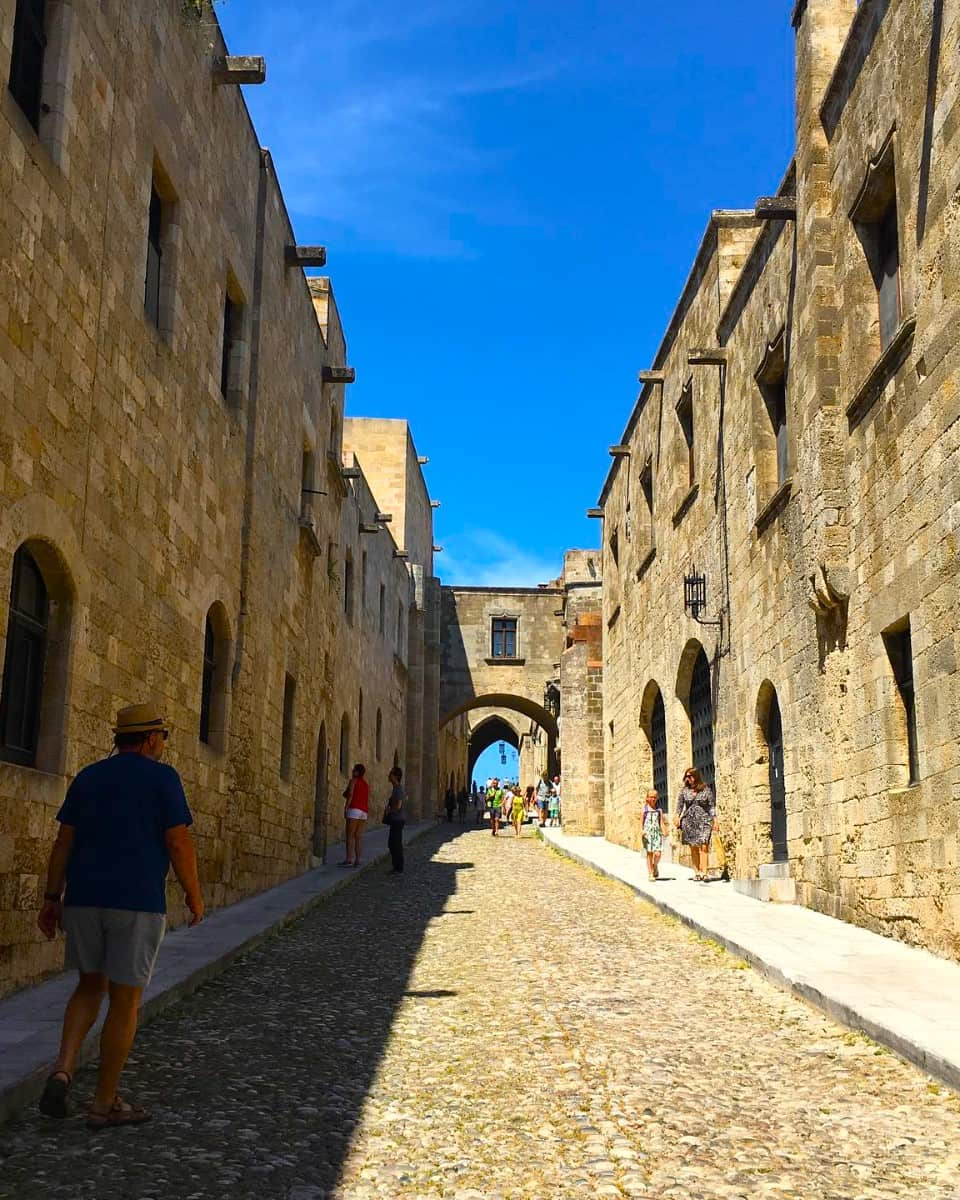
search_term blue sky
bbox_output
[218,1,796,586]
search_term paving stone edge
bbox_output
[542,832,960,1095]
[0,822,436,1127]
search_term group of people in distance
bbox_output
[640,766,717,882]
[478,772,561,837]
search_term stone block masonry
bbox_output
[595,0,960,961]
[0,1,440,996]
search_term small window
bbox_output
[375,709,383,761]
[609,528,620,568]
[329,405,340,460]
[491,617,517,659]
[358,688,364,743]
[640,458,654,519]
[8,0,47,132]
[343,555,354,622]
[883,620,919,786]
[875,202,902,350]
[378,584,386,635]
[0,546,49,767]
[280,673,296,780]
[676,380,694,486]
[300,447,316,522]
[220,287,244,402]
[850,132,903,354]
[199,616,216,744]
[756,331,789,491]
[198,605,230,752]
[145,184,164,328]
[361,551,367,613]
[339,713,349,775]
[397,601,404,654]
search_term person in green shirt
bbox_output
[486,779,503,837]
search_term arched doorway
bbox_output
[442,692,559,780]
[467,714,521,784]
[764,690,788,862]
[313,723,328,862]
[688,647,715,789]
[639,680,669,811]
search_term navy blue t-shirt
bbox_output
[57,754,193,914]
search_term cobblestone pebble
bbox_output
[1,827,959,1198]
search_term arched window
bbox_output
[0,546,49,766]
[198,604,231,752]
[375,708,383,761]
[199,616,216,744]
[339,714,349,775]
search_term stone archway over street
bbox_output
[440,586,565,784]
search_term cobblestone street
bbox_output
[2,826,960,1200]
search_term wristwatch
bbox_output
[43,892,63,903]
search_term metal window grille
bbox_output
[651,689,669,812]
[766,691,788,861]
[0,546,49,766]
[8,0,46,132]
[689,649,715,790]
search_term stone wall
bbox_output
[0,0,437,995]
[597,0,960,960]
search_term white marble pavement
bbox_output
[541,826,960,1093]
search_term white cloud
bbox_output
[439,529,561,588]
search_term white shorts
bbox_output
[345,808,368,821]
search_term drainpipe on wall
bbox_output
[232,148,270,691]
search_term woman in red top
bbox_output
[341,763,369,867]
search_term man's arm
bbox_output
[165,824,204,926]
[37,825,75,940]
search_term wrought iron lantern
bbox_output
[684,568,723,629]
[684,570,708,621]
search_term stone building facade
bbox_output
[0,0,449,996]
[596,0,960,960]
[437,556,605,822]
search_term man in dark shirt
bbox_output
[36,703,203,1128]
[385,766,406,874]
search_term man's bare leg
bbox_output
[53,972,108,1080]
[92,982,142,1108]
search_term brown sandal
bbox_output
[87,1095,151,1130]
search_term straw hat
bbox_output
[113,702,167,734]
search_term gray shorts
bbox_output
[63,907,166,988]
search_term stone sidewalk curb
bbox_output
[541,828,960,1094]
[0,820,436,1127]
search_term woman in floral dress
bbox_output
[674,767,716,881]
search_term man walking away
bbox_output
[457,786,468,824]
[36,703,203,1129]
[444,786,456,822]
[385,766,406,874]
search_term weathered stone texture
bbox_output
[598,0,960,959]
[0,1,438,995]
